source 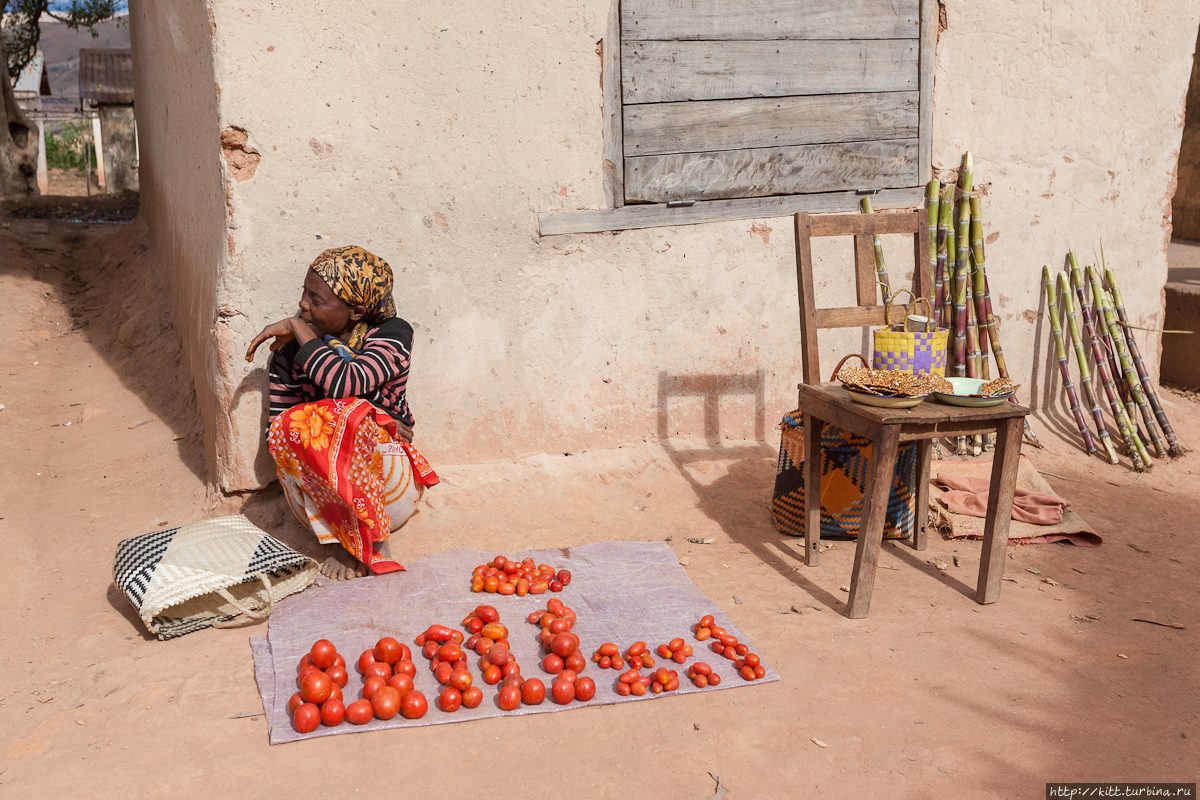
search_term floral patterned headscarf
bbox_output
[309,246,397,354]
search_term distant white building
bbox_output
[13,52,52,112]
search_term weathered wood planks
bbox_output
[622,39,918,104]
[621,0,920,41]
[624,91,918,157]
[625,139,917,202]
[602,0,624,208]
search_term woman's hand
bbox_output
[245,319,296,362]
[395,419,414,444]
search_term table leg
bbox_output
[910,439,933,551]
[846,425,900,619]
[803,412,824,567]
[976,417,1024,604]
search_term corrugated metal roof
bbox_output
[79,48,134,104]
[14,53,51,97]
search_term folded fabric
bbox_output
[935,474,1071,525]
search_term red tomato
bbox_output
[310,639,338,670]
[693,662,712,676]
[388,674,414,696]
[298,654,313,671]
[329,684,344,703]
[657,644,672,659]
[374,637,403,665]
[640,654,656,669]
[542,653,564,674]
[497,685,521,711]
[372,686,402,719]
[610,655,625,670]
[551,679,575,704]
[422,640,439,660]
[672,651,687,664]
[502,674,525,688]
[362,676,386,700]
[438,642,463,663]
[484,576,500,593]
[551,633,577,659]
[438,687,462,712]
[629,681,647,697]
[466,617,484,634]
[400,690,428,719]
[696,628,712,641]
[527,610,543,624]
[529,581,548,594]
[711,642,725,654]
[481,623,508,641]
[548,618,569,635]
[754,665,766,679]
[556,569,572,586]
[493,555,508,569]
[325,665,349,688]
[516,578,529,596]
[498,582,516,595]
[321,698,346,726]
[668,637,685,651]
[465,633,481,650]
[598,642,619,657]
[414,633,427,647]
[680,646,693,658]
[620,669,641,684]
[549,580,564,592]
[501,661,521,678]
[700,614,715,628]
[450,631,464,644]
[740,665,756,681]
[476,605,500,623]
[615,680,631,696]
[598,656,611,669]
[287,692,304,715]
[744,653,761,667]
[300,671,333,704]
[461,687,483,709]
[426,625,453,643]
[627,641,647,657]
[297,664,321,687]
[292,703,321,733]
[345,699,374,724]
[364,662,392,682]
[693,674,708,688]
[574,676,596,701]
[651,681,663,694]
[487,643,510,666]
[394,660,416,678]
[708,673,721,686]
[735,643,749,656]
[475,637,494,656]
[521,678,546,705]
[449,669,473,691]
[483,665,502,685]
[434,662,453,685]
[665,676,680,691]
[723,646,738,660]
[558,669,578,684]
[333,653,345,668]
[565,651,586,673]
[397,644,412,662]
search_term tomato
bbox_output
[627,641,647,658]
[422,640,439,660]
[732,642,748,656]
[529,581,548,594]
[680,646,693,658]
[666,676,680,691]
[708,673,721,686]
[437,642,462,663]
[496,582,515,595]
[382,673,412,698]
[696,628,712,641]
[629,681,647,696]
[397,644,412,662]
[651,682,663,694]
[475,637,494,656]
[325,665,349,688]
[481,623,509,641]
[504,560,520,575]
[542,653,564,674]
[465,633,481,650]
[449,669,473,691]
[700,614,715,628]
[329,684,344,703]
[300,671,333,704]
[693,674,708,688]
[501,661,521,678]
[374,637,403,665]
[558,669,578,684]
[527,610,543,624]
[488,643,510,666]
[516,578,529,596]
[598,656,611,669]
[310,639,338,670]
[484,576,500,593]
[640,655,656,669]
[414,633,427,647]
[395,659,416,678]
[610,655,625,670]
[321,698,346,726]
[565,651,586,673]
[398,689,427,719]
[437,687,462,712]
[293,703,321,733]
[710,626,727,638]
[356,650,376,674]
[550,633,576,659]
[615,681,631,696]
[298,654,313,671]
[493,555,508,569]
[672,651,687,664]
[369,686,400,719]
[461,686,483,709]
[599,642,619,657]
[657,644,672,659]
[434,662,453,685]
[465,618,484,636]
[521,678,546,705]
[362,676,386,700]
[619,669,640,684]
[364,662,392,682]
[556,569,571,586]
[502,674,525,688]
[693,662,712,676]
[548,581,563,592]
[732,657,744,671]
[740,665,756,681]
[450,631,464,644]
[497,685,522,711]
[551,679,575,704]
[297,664,321,687]
[754,665,766,679]
[287,692,304,715]
[711,642,725,654]
[475,605,500,624]
[572,676,595,701]
[724,646,738,660]
[739,652,759,667]
[340,697,372,724]
[483,664,502,685]
[471,581,483,593]
[718,634,736,648]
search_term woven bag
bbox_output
[872,290,948,376]
[112,515,318,640]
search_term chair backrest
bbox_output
[793,210,931,385]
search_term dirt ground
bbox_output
[1,205,1197,799]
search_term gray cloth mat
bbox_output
[251,540,779,744]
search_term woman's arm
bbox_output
[296,327,411,400]
[245,317,319,362]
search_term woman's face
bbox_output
[299,268,354,339]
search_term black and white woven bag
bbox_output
[113,515,319,640]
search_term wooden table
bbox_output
[798,383,1031,618]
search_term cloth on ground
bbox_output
[935,473,1071,525]
[929,457,1102,546]
[250,541,778,744]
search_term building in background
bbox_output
[79,48,138,194]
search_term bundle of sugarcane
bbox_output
[1057,273,1119,464]
[859,197,892,302]
[1044,267,1097,455]
[936,184,955,329]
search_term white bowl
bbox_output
[933,377,1016,407]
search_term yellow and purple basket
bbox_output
[871,294,948,377]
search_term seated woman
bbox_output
[245,246,438,580]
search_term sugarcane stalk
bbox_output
[952,193,971,377]
[1044,267,1097,455]
[1069,254,1139,438]
[1058,273,1119,463]
[936,185,955,328]
[1074,269,1152,470]
[859,197,892,303]
[965,284,984,454]
[1105,269,1185,456]
[968,195,991,380]
[1092,268,1168,458]
[927,180,940,307]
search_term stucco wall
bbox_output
[1173,24,1200,241]
[128,1,229,484]
[188,1,1196,490]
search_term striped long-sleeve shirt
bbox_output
[267,316,415,430]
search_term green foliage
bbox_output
[3,1,121,80]
[44,122,85,171]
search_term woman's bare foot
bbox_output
[320,546,368,580]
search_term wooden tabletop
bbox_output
[797,383,1030,436]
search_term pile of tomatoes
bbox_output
[290,639,349,732]
[528,599,586,676]
[356,636,428,721]
[622,641,657,670]
[694,615,766,681]
[470,554,571,595]
[415,624,485,712]
[656,638,694,664]
[591,642,626,670]
[686,661,721,688]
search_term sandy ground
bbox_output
[1,208,1197,799]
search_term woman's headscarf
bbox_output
[308,246,397,355]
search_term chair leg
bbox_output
[846,425,900,619]
[910,439,933,551]
[976,417,1023,604]
[803,412,824,567]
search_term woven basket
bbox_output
[872,291,948,376]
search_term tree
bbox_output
[1,1,120,195]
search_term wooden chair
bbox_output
[793,210,1029,619]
